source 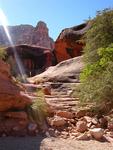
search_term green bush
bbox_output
[79,9,113,105]
[80,44,113,103]
[27,88,48,129]
[84,8,113,64]
[0,47,6,59]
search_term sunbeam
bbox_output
[0,8,27,82]
[0,8,13,45]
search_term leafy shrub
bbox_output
[78,8,113,106]
[80,44,113,103]
[84,8,113,64]
[27,88,48,129]
[0,46,6,59]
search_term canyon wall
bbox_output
[55,22,91,63]
[0,21,54,49]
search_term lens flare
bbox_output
[0,8,13,44]
[0,8,27,82]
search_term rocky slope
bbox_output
[0,21,54,49]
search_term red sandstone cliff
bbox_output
[0,59,32,136]
[0,21,54,49]
[55,22,91,63]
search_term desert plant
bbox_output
[84,8,113,64]
[79,9,113,105]
[80,44,113,104]
[27,88,48,129]
[0,46,6,59]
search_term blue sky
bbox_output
[0,0,113,40]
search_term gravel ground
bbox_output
[0,136,113,150]
[40,137,113,150]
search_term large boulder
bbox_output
[0,59,32,136]
[28,56,84,83]
[55,22,91,63]
[0,60,32,111]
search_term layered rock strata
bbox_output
[0,21,54,49]
[0,59,33,136]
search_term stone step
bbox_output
[46,102,77,106]
[45,96,79,100]
[45,97,76,101]
[45,95,73,98]
[23,84,80,112]
[45,95,79,112]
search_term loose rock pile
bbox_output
[46,109,113,142]
[41,83,113,143]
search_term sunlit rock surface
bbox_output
[55,22,91,62]
[0,59,31,111]
[28,56,84,83]
[0,21,54,49]
[0,59,32,136]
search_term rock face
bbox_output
[0,59,32,136]
[0,21,54,49]
[6,44,53,77]
[31,21,54,49]
[55,22,91,63]
[0,59,31,111]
